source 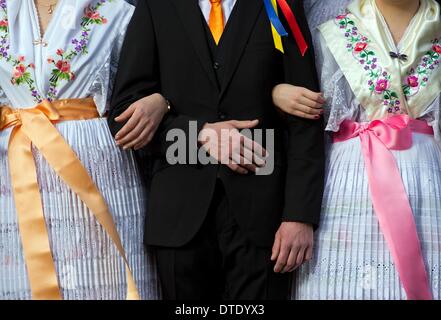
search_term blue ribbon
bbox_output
[263,0,288,37]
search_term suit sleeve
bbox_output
[280,0,325,228]
[108,0,204,156]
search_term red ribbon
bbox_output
[276,0,308,56]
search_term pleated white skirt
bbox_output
[294,133,441,300]
[0,118,160,300]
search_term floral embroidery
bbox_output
[403,38,441,98]
[0,0,7,35]
[47,1,111,101]
[0,0,112,103]
[335,13,402,113]
[10,56,42,101]
[0,0,10,61]
[0,0,44,102]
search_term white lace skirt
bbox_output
[294,133,441,300]
[0,118,160,300]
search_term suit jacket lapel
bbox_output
[219,0,264,99]
[170,0,218,89]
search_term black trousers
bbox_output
[154,181,291,300]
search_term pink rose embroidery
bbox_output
[407,76,419,88]
[13,64,26,79]
[375,79,389,93]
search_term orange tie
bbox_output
[209,0,224,45]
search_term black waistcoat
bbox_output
[201,9,236,90]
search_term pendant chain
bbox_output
[33,1,58,46]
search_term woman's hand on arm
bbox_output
[114,93,169,151]
[272,84,325,120]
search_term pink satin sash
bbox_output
[333,114,433,300]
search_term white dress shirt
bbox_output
[199,0,238,25]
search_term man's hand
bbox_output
[198,120,267,174]
[115,93,169,150]
[271,222,314,273]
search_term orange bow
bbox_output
[1,99,140,300]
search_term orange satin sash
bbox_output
[0,98,140,300]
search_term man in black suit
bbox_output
[109,0,325,300]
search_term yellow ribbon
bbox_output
[270,0,284,53]
[0,98,140,300]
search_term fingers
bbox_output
[134,131,156,150]
[122,125,154,150]
[279,88,325,119]
[242,135,267,159]
[291,102,322,117]
[115,114,140,142]
[227,163,249,175]
[288,243,313,273]
[283,249,298,274]
[305,244,314,262]
[288,94,324,118]
[272,222,315,274]
[241,136,267,167]
[117,120,150,147]
[302,89,325,104]
[291,110,321,120]
[115,103,137,123]
[286,89,325,120]
[274,242,290,273]
[295,246,307,269]
[227,129,267,173]
[298,96,324,111]
[230,119,259,129]
[231,154,258,173]
[271,233,281,261]
[280,245,311,273]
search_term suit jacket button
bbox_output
[213,62,220,70]
[218,112,227,120]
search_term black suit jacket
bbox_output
[109,0,325,248]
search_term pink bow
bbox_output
[334,115,433,300]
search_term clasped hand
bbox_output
[198,119,267,174]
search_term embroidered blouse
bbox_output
[0,0,134,115]
[308,0,441,138]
